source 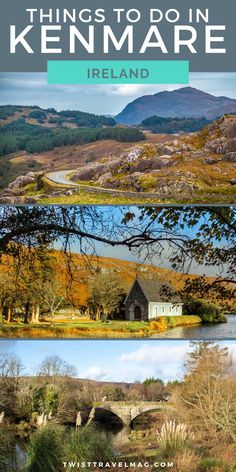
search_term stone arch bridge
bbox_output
[88,401,173,427]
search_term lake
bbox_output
[155,315,236,339]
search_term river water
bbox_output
[155,315,236,339]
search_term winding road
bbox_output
[46,170,78,187]
[46,169,173,199]
[45,170,234,202]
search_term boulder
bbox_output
[125,147,143,163]
[204,158,218,164]
[0,197,17,204]
[205,138,226,154]
[224,152,236,162]
[96,172,112,185]
[8,171,42,190]
[0,188,26,197]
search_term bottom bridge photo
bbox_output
[0,339,236,472]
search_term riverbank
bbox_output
[156,314,236,339]
[0,315,202,338]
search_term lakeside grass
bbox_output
[0,316,202,338]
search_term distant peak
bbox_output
[176,87,206,94]
[154,87,213,98]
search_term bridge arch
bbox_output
[88,406,124,428]
[130,405,167,424]
[93,402,172,427]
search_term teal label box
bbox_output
[48,60,189,84]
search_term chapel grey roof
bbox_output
[135,278,182,303]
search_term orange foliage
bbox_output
[0,250,214,309]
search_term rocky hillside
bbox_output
[0,115,235,204]
[115,87,236,125]
[68,115,236,196]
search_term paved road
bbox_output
[46,170,169,198]
[45,170,234,202]
[46,170,78,187]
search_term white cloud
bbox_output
[118,343,188,365]
[109,85,149,96]
[81,365,109,381]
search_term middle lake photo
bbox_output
[0,205,235,339]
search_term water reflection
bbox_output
[155,315,236,339]
[15,441,27,469]
[113,425,131,446]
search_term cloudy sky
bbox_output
[1,340,236,383]
[0,72,235,115]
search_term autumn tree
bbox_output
[0,269,17,325]
[176,342,236,440]
[100,385,125,401]
[42,278,65,325]
[0,246,67,324]
[143,377,167,401]
[19,246,58,324]
[88,272,126,320]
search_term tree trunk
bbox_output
[7,306,13,323]
[96,308,101,321]
[32,305,40,323]
[24,300,30,324]
[50,310,54,326]
[0,305,3,326]
[35,304,40,323]
[31,305,36,323]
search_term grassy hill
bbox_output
[0,105,116,128]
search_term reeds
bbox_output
[156,421,194,455]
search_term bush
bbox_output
[183,300,226,323]
[65,425,116,470]
[0,426,16,472]
[23,424,64,472]
[149,315,201,332]
[199,457,228,471]
[149,318,168,333]
[201,312,227,323]
[29,110,47,121]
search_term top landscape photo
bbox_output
[0,72,236,205]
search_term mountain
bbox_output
[115,87,236,125]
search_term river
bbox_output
[155,315,236,339]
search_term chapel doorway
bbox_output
[134,305,142,320]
